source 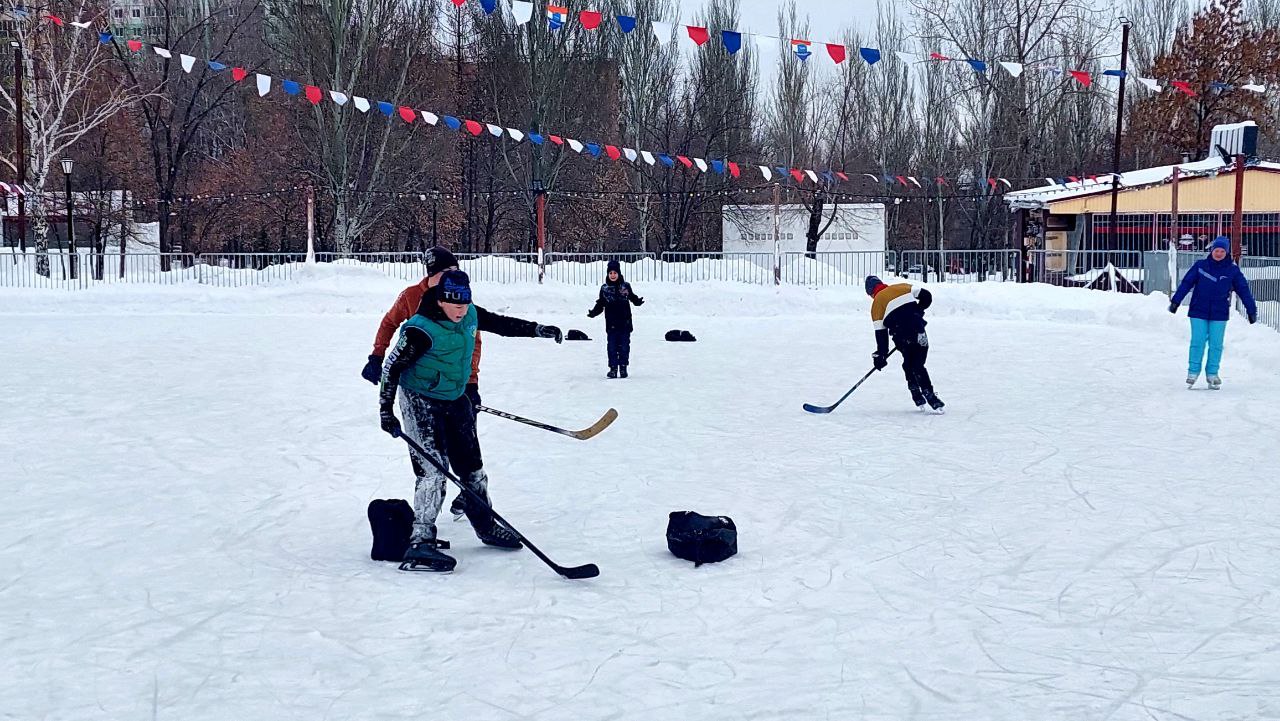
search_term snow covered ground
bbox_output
[3,269,1280,720]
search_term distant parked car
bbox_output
[906,264,935,275]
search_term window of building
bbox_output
[132,8,141,17]
[114,9,123,18]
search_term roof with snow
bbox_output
[1004,157,1280,210]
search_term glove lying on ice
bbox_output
[362,354,383,384]
[380,409,402,438]
[536,324,564,343]
[872,352,888,371]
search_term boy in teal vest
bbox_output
[379,270,563,572]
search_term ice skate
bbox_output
[1207,374,1222,390]
[922,390,946,415]
[399,539,456,573]
[1186,373,1198,388]
[449,494,467,521]
[607,366,618,379]
[619,365,628,379]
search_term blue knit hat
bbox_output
[865,275,883,296]
[1210,236,1231,253]
[438,269,472,304]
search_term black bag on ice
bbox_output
[567,329,591,341]
[368,498,414,562]
[666,511,737,567]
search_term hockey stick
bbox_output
[395,432,600,580]
[477,405,618,441]
[802,348,898,414]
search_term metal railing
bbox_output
[899,250,1022,283]
[1240,256,1280,332]
[0,251,200,289]
[658,251,775,284]
[779,250,893,286]
[195,253,309,287]
[1027,250,1145,291]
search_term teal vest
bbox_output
[398,306,478,401]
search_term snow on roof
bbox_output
[1004,157,1280,210]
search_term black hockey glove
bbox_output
[1168,301,1178,314]
[587,308,601,318]
[465,383,482,408]
[362,354,384,384]
[872,352,888,371]
[634,297,645,306]
[1249,312,1258,324]
[536,324,564,343]
[380,409,402,438]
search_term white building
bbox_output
[722,203,886,254]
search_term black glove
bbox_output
[872,352,888,371]
[634,297,645,306]
[587,308,601,318]
[380,409,402,438]
[1248,313,1258,324]
[361,354,383,384]
[465,383,482,408]
[536,324,563,343]
[1168,301,1178,314]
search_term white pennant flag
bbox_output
[506,128,524,141]
[805,169,819,183]
[894,51,917,66]
[329,91,349,106]
[421,112,438,125]
[353,96,370,112]
[486,124,503,137]
[641,150,656,166]
[181,54,196,73]
[511,0,533,25]
[760,166,772,181]
[153,47,172,59]
[1243,83,1266,92]
[1136,77,1162,92]
[255,73,271,96]
[652,21,674,42]
[694,158,708,172]
[908,176,922,188]
[567,138,585,153]
[998,61,1023,77]
[623,148,638,162]
[71,20,92,28]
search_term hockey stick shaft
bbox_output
[802,347,899,414]
[396,432,599,579]
[476,405,618,440]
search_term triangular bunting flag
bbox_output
[1103,69,1126,78]
[908,177,922,188]
[791,39,813,61]
[546,4,567,29]
[605,145,621,160]
[722,30,741,55]
[231,67,247,82]
[529,132,544,144]
[966,59,987,73]
[711,160,725,174]
[549,135,564,145]
[399,107,416,123]
[623,148,638,162]
[507,128,524,141]
[641,151,656,165]
[71,20,91,29]
[255,73,271,96]
[999,61,1023,77]
[676,155,693,168]
[127,40,143,53]
[330,90,348,105]
[579,10,602,29]
[512,1,533,25]
[895,175,909,187]
[658,154,675,168]
[859,47,881,65]
[480,0,497,13]
[862,173,880,182]
[790,169,806,183]
[585,143,601,157]
[686,26,710,46]
[486,123,504,137]
[1209,81,1232,92]
[827,44,846,64]
[652,21,673,42]
[375,100,393,115]
[694,158,709,172]
[568,138,584,153]
[728,161,740,178]
[153,47,172,59]
[354,97,372,113]
[283,80,302,96]
[1243,83,1266,92]
[1068,70,1091,87]
[1171,81,1196,96]
[465,120,484,136]
[98,31,113,43]
[616,15,636,33]
[421,112,439,125]
[208,61,227,71]
[306,86,323,105]
[1136,77,1161,92]
[894,51,917,65]
[928,52,951,61]
[760,166,772,181]
[46,14,64,26]
[449,0,464,6]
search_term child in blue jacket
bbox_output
[1169,236,1257,389]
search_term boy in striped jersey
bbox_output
[866,275,945,413]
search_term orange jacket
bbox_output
[373,279,482,385]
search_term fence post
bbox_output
[305,184,316,265]
[772,182,781,286]
[535,187,546,284]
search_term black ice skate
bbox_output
[607,366,619,379]
[909,383,926,411]
[464,507,523,549]
[922,390,946,415]
[619,365,628,378]
[399,539,456,573]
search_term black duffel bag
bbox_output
[368,498,414,562]
[666,511,737,567]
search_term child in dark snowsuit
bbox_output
[587,259,644,378]
[379,270,563,572]
[865,275,944,413]
[1169,235,1258,389]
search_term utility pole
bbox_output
[12,41,27,253]
[1232,154,1245,262]
[305,183,316,263]
[1106,18,1131,257]
[771,182,781,285]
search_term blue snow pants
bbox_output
[1188,318,1228,376]
[607,329,631,367]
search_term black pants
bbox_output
[607,328,631,367]
[401,390,495,543]
[897,334,934,402]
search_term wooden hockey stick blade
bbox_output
[569,408,619,439]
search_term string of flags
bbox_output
[445,0,1268,95]
[1,183,28,196]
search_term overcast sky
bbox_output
[696,0,881,41]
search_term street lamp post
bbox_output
[12,41,27,253]
[62,159,76,280]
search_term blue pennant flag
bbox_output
[1103,69,1126,78]
[377,101,395,116]
[585,143,601,158]
[480,0,497,14]
[722,30,741,55]
[822,170,836,183]
[712,159,725,174]
[1210,81,1233,91]
[616,15,636,33]
[859,47,881,65]
[775,166,788,178]
[208,60,227,71]
[282,80,301,95]
[658,154,675,168]
[882,175,894,184]
[528,132,545,145]
[98,31,113,43]
[443,116,462,131]
[966,59,987,73]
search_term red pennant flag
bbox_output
[1068,176,1080,183]
[728,161,740,178]
[789,168,805,183]
[896,175,909,187]
[935,176,948,186]
[464,119,483,136]
[1068,70,1091,87]
[929,52,951,61]
[449,0,465,5]
[835,171,849,182]
[231,67,247,82]
[579,10,602,29]
[398,106,416,123]
[1171,81,1197,96]
[305,85,323,105]
[826,44,846,64]
[686,26,710,46]
[605,145,621,160]
[127,40,143,52]
[548,135,564,145]
[676,155,694,168]
[46,14,64,26]
[987,178,997,189]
